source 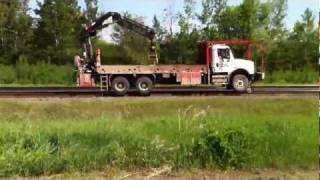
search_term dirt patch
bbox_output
[0,94,315,103]
[107,170,318,180]
[12,170,318,180]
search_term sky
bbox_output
[29,0,318,28]
[29,0,318,41]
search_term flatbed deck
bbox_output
[97,64,208,74]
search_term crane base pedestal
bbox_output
[78,73,95,88]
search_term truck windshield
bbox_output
[218,49,230,59]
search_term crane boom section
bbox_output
[80,12,156,67]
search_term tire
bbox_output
[111,77,130,96]
[135,77,153,96]
[232,74,249,92]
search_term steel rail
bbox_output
[0,86,317,97]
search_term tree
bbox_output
[178,0,196,34]
[152,15,166,42]
[35,0,81,64]
[216,0,273,41]
[198,0,227,39]
[289,8,317,69]
[0,0,33,64]
[216,6,242,40]
[160,30,200,64]
[111,13,150,65]
[163,2,177,37]
[269,0,287,39]
[84,0,98,22]
[239,0,260,39]
[162,0,200,64]
[13,11,33,60]
[19,0,30,14]
[266,8,317,71]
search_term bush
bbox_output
[0,135,65,177]
[0,65,16,84]
[193,129,252,169]
[265,68,317,84]
[0,59,74,85]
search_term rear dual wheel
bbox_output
[111,77,130,96]
[136,77,153,96]
[111,76,153,96]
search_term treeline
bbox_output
[0,0,318,85]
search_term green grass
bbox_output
[262,69,318,85]
[0,97,317,177]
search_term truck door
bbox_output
[213,48,233,73]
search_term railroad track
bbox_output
[0,86,317,97]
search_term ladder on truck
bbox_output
[100,75,109,92]
[149,51,159,64]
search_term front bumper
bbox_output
[253,72,265,81]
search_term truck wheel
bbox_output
[111,77,130,96]
[232,74,249,92]
[136,77,153,96]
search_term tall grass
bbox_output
[0,97,317,177]
[264,68,318,84]
[0,60,74,86]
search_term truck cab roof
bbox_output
[211,44,230,49]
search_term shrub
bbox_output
[0,59,74,85]
[193,129,252,169]
[0,135,65,177]
[265,68,317,84]
[0,65,16,84]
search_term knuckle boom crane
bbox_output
[75,12,265,96]
[78,12,157,71]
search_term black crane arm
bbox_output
[87,12,155,41]
[80,12,156,67]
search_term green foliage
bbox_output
[0,97,317,177]
[0,60,73,85]
[199,0,228,39]
[0,65,16,83]
[264,68,317,84]
[266,8,318,72]
[111,13,151,65]
[152,15,166,42]
[269,0,287,39]
[34,0,81,64]
[84,0,98,22]
[95,41,126,65]
[160,30,200,64]
[158,0,201,64]
[0,0,34,65]
[0,138,65,177]
[194,129,252,169]
[178,0,196,34]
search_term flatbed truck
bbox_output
[75,12,265,96]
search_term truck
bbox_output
[75,12,265,96]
